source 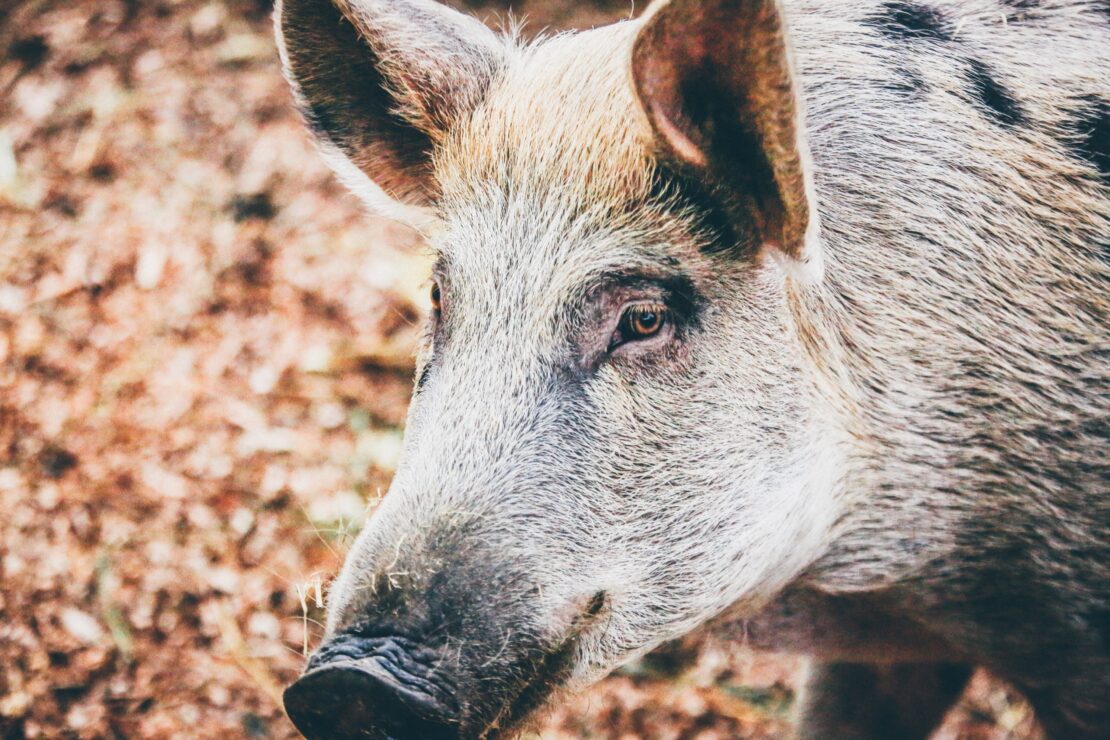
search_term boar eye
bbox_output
[615,302,669,346]
[430,281,442,314]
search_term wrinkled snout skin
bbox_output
[276,0,1110,737]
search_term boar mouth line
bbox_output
[479,638,578,738]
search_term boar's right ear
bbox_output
[275,0,504,228]
[630,0,823,282]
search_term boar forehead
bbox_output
[434,24,667,253]
[427,25,725,358]
[439,23,652,207]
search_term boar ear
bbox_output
[275,0,504,228]
[631,0,823,282]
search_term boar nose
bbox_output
[283,635,459,740]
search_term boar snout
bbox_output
[285,572,611,738]
[283,633,459,739]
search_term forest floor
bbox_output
[0,1,1038,737]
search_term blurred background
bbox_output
[0,1,1037,737]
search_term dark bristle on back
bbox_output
[863,2,954,41]
[882,66,927,99]
[965,59,1025,128]
[1070,97,1110,183]
[999,0,1045,22]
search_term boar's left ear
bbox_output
[275,0,505,229]
[631,0,823,282]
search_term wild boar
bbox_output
[273,0,1109,736]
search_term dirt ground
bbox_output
[0,1,1040,738]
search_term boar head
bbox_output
[276,0,840,736]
